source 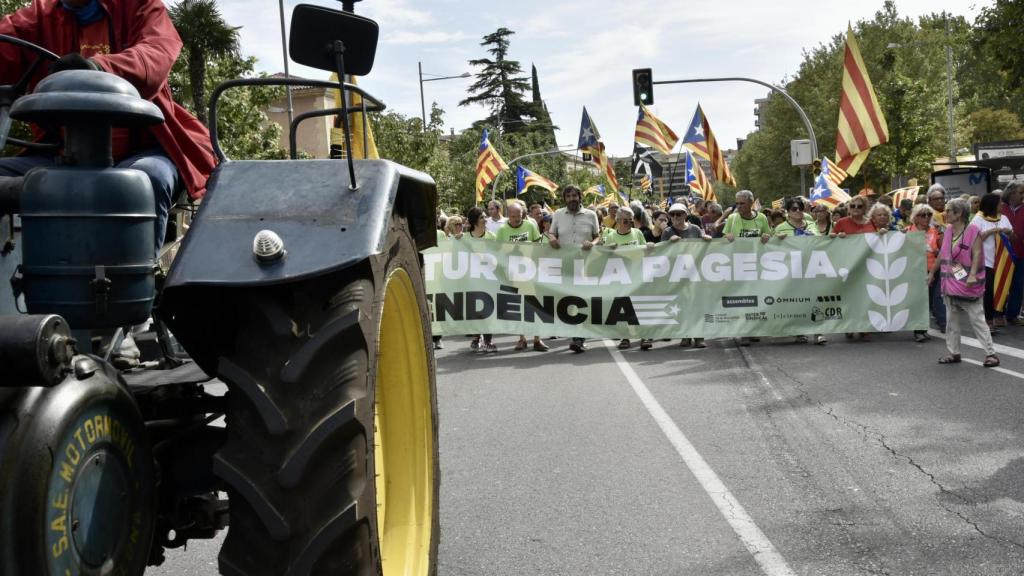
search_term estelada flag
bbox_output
[993,232,1017,312]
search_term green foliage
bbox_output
[170,55,287,160]
[0,0,27,14]
[731,0,1001,196]
[169,0,240,125]
[965,108,1024,144]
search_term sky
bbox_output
[216,0,982,158]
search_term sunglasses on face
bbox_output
[850,204,865,209]
[788,206,802,212]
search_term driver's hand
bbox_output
[49,53,99,74]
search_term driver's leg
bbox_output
[115,149,179,255]
[0,155,56,176]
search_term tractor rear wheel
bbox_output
[214,213,439,576]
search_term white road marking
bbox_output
[961,358,1024,379]
[602,339,797,576]
[928,329,1024,361]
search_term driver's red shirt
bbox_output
[76,16,158,159]
[0,0,216,199]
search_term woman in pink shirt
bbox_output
[931,198,998,367]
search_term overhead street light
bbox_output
[418,62,471,132]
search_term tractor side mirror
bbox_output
[289,3,378,76]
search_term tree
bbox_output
[459,28,536,136]
[170,54,287,160]
[731,2,973,196]
[168,0,239,125]
[0,0,27,14]
[965,108,1024,145]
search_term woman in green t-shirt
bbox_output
[598,210,653,350]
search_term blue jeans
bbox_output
[0,149,178,255]
[929,276,946,330]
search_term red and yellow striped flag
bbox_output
[994,233,1017,312]
[475,129,508,202]
[889,185,921,206]
[835,26,889,177]
[634,104,679,154]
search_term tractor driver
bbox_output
[0,0,216,254]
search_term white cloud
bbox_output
[386,30,473,45]
[224,0,982,158]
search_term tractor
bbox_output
[0,2,439,575]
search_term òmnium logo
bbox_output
[722,296,758,308]
[763,296,811,305]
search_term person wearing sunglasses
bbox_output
[774,198,826,345]
[831,198,876,237]
[811,203,833,236]
[906,204,946,341]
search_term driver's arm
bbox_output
[0,3,42,85]
[89,0,182,100]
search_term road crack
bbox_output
[770,362,1024,554]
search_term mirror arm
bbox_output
[333,40,358,191]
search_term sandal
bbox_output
[618,339,631,350]
[984,355,1000,368]
[514,339,528,351]
[938,354,962,364]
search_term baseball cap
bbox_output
[668,203,688,214]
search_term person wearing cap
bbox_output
[662,203,711,241]
[548,185,601,353]
[652,203,711,351]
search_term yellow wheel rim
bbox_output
[374,267,434,575]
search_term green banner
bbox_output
[423,233,929,339]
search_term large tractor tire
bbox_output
[214,214,439,576]
[0,360,157,576]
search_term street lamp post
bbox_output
[418,63,471,132]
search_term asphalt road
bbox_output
[152,326,1024,575]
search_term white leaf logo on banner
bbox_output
[890,309,910,331]
[884,232,905,253]
[889,283,908,306]
[864,235,915,335]
[866,258,887,280]
[867,284,889,307]
[868,310,889,331]
[887,257,907,280]
[864,232,905,255]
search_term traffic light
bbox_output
[632,68,653,106]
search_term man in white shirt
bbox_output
[485,200,507,234]
[547,185,600,353]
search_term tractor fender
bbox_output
[162,159,437,291]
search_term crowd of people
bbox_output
[434,181,1024,369]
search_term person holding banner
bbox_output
[811,203,833,236]
[907,204,945,341]
[598,209,654,350]
[497,204,549,352]
[969,193,1014,331]
[464,207,498,353]
[933,198,999,367]
[775,198,826,345]
[547,185,601,353]
[723,190,772,243]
